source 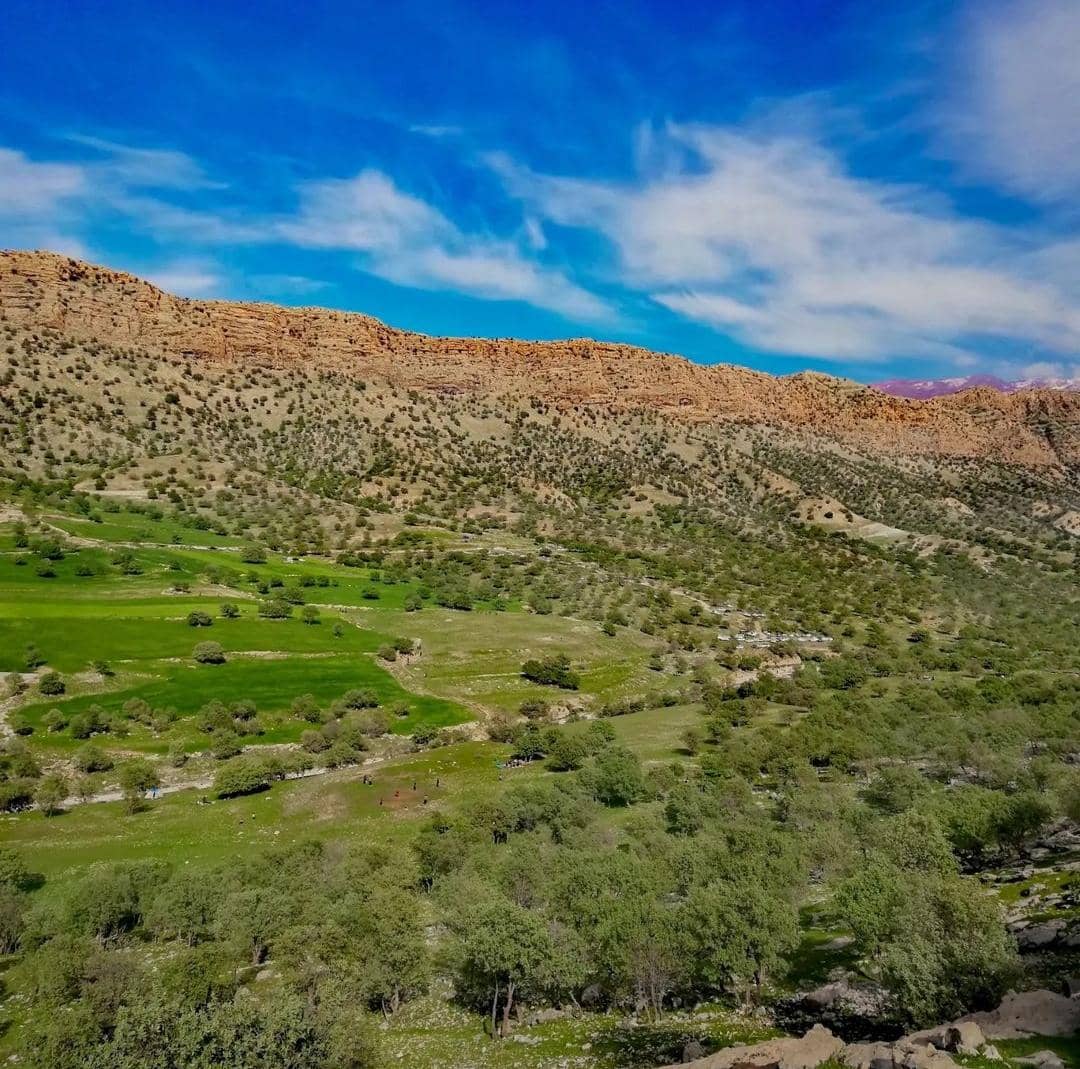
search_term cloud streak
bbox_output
[1,142,613,326]
[0,148,91,255]
[940,0,1080,204]
[142,259,223,297]
[491,124,1080,362]
[277,170,613,323]
[4,107,1079,367]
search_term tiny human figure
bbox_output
[412,780,417,791]
[435,777,440,788]
[423,796,428,805]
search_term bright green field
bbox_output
[0,526,476,751]
[0,607,384,673]
[563,701,703,762]
[19,654,468,749]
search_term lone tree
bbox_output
[214,756,272,799]
[35,773,68,817]
[452,898,556,1039]
[193,641,226,665]
[38,671,65,696]
[118,759,161,814]
[520,654,580,690]
[259,598,293,620]
[240,543,267,564]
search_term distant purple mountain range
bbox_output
[873,374,1080,399]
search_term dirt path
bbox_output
[0,693,18,739]
[0,670,46,738]
[61,763,328,808]
[57,747,421,809]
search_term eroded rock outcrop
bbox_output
[3,250,1078,469]
[956,989,1080,1039]
[668,1025,962,1069]
[671,990,1078,1069]
[677,1024,845,1069]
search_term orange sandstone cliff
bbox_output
[1,250,1076,469]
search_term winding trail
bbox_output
[56,746,426,809]
[60,762,329,808]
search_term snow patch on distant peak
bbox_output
[873,374,1080,398]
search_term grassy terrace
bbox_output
[1,743,505,878]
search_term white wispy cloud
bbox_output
[276,170,614,323]
[7,113,1079,360]
[0,141,230,257]
[0,148,90,255]
[491,124,1080,362]
[247,274,329,297]
[2,143,612,324]
[408,123,465,139]
[1016,361,1080,383]
[0,147,86,214]
[940,0,1080,203]
[65,134,226,191]
[142,259,223,297]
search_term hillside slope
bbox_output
[2,250,1077,470]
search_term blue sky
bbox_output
[2,0,1079,383]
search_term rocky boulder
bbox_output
[1016,1051,1065,1069]
[801,981,889,1017]
[842,1038,958,1069]
[672,1031,976,1069]
[777,979,899,1041]
[1014,921,1068,950]
[683,1039,708,1062]
[677,1024,845,1069]
[957,990,1080,1039]
[672,990,1075,1069]
[907,1020,985,1055]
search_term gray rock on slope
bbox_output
[801,980,890,1018]
[1015,1052,1065,1069]
[683,1039,708,1062]
[956,990,1080,1039]
[670,990,1077,1069]
[1015,921,1067,950]
[676,1024,844,1069]
[842,1038,959,1069]
[906,1020,985,1054]
[668,1026,964,1069]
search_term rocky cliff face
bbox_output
[3,250,1077,469]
